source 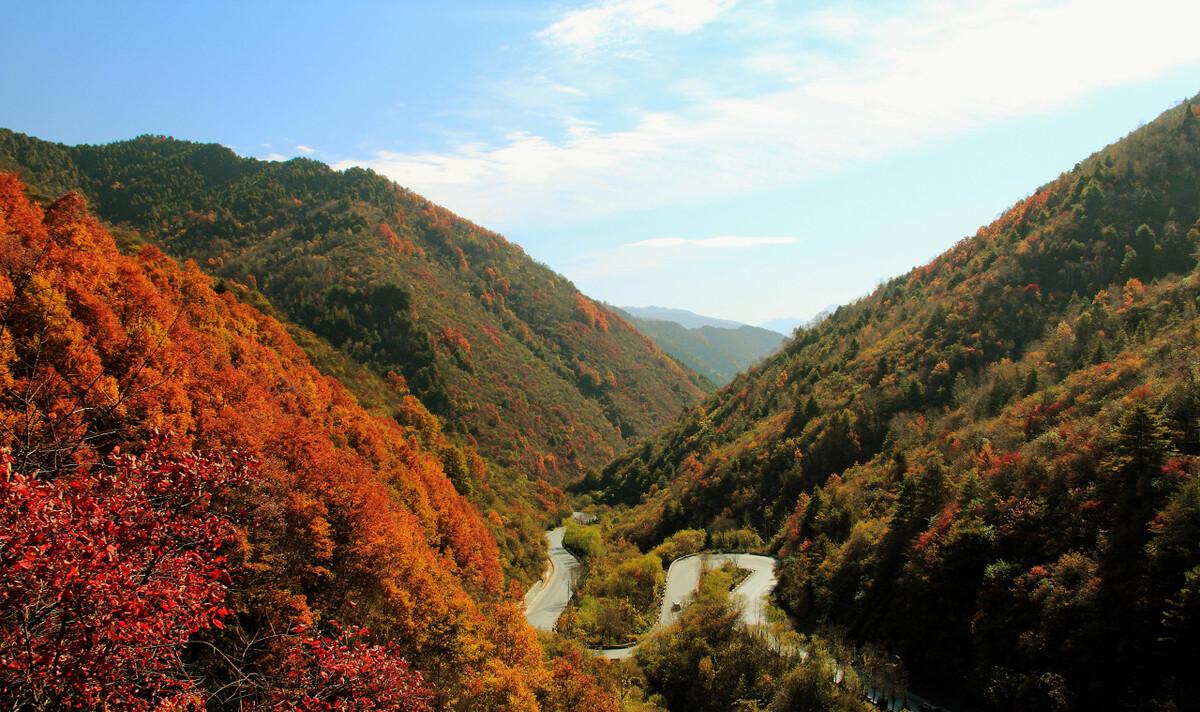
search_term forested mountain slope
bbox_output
[618,311,784,386]
[591,98,1200,710]
[0,131,706,485]
[0,174,613,709]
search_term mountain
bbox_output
[758,316,806,335]
[0,130,707,488]
[618,312,785,386]
[0,174,613,708]
[620,305,745,330]
[591,98,1200,709]
[760,305,838,336]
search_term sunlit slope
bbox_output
[0,131,707,484]
[0,174,605,707]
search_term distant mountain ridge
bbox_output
[619,305,744,330]
[617,309,784,386]
[758,317,805,335]
[760,305,839,335]
[620,305,837,340]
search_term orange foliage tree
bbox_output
[0,174,615,708]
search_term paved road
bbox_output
[658,552,778,629]
[595,552,778,659]
[519,525,780,657]
[524,535,948,709]
[523,527,580,631]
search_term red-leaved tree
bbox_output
[0,441,247,710]
[262,623,433,711]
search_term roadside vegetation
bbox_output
[651,526,765,558]
[710,560,753,592]
[557,519,772,648]
[636,565,873,712]
[553,515,919,710]
[559,520,665,647]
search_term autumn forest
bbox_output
[1,36,1200,711]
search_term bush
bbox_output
[563,521,605,559]
[652,528,707,561]
[711,528,764,552]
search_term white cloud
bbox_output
[629,235,800,248]
[552,82,588,97]
[263,152,288,162]
[337,0,1200,230]
[539,0,738,50]
[295,144,317,154]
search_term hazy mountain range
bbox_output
[616,308,785,386]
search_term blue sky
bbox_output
[3,1,1200,325]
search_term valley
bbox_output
[1,12,1198,706]
[583,97,1200,710]
[617,308,786,386]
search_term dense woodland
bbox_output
[3,86,1200,711]
[0,130,706,586]
[0,176,620,709]
[591,99,1200,709]
[0,131,706,485]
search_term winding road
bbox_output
[523,527,580,631]
[523,526,950,711]
[596,551,778,659]
[521,525,779,659]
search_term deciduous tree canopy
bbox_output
[0,175,617,709]
[592,98,1200,710]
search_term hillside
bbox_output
[0,131,707,485]
[590,98,1200,710]
[0,174,619,708]
[618,312,784,386]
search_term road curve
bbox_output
[595,552,778,659]
[521,524,779,656]
[659,552,778,629]
[526,538,948,709]
[523,527,580,631]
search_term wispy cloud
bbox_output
[538,0,737,51]
[552,82,588,98]
[629,235,800,248]
[336,0,1200,230]
[295,144,317,154]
